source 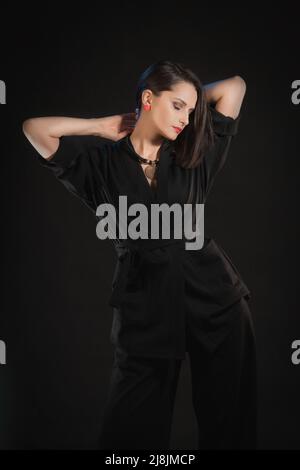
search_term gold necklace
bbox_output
[136,155,159,180]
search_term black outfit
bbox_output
[34,104,257,449]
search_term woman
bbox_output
[22,60,257,450]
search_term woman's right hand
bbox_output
[95,112,137,141]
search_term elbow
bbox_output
[233,75,247,91]
[22,118,34,137]
[22,118,41,142]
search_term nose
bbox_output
[180,111,189,127]
[180,117,188,127]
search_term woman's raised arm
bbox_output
[22,112,136,160]
[204,75,246,120]
[22,116,105,160]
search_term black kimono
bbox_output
[34,104,251,360]
[33,103,257,449]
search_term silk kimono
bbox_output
[34,103,251,359]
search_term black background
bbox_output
[0,3,299,450]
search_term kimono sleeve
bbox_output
[200,103,241,198]
[34,135,111,215]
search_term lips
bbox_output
[172,126,182,134]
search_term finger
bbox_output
[122,115,136,123]
[123,123,135,129]
[122,112,136,118]
[120,125,134,133]
[122,121,136,129]
[118,129,131,139]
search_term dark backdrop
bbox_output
[0,3,299,450]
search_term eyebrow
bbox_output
[174,97,195,111]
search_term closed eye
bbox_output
[173,103,193,114]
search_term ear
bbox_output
[142,89,153,105]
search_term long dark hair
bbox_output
[134,60,215,169]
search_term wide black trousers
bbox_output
[97,296,257,450]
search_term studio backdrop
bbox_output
[0,4,299,450]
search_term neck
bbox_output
[129,120,164,160]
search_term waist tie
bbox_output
[109,238,186,309]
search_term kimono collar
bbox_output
[120,134,174,161]
[117,134,175,204]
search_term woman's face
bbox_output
[144,81,198,140]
